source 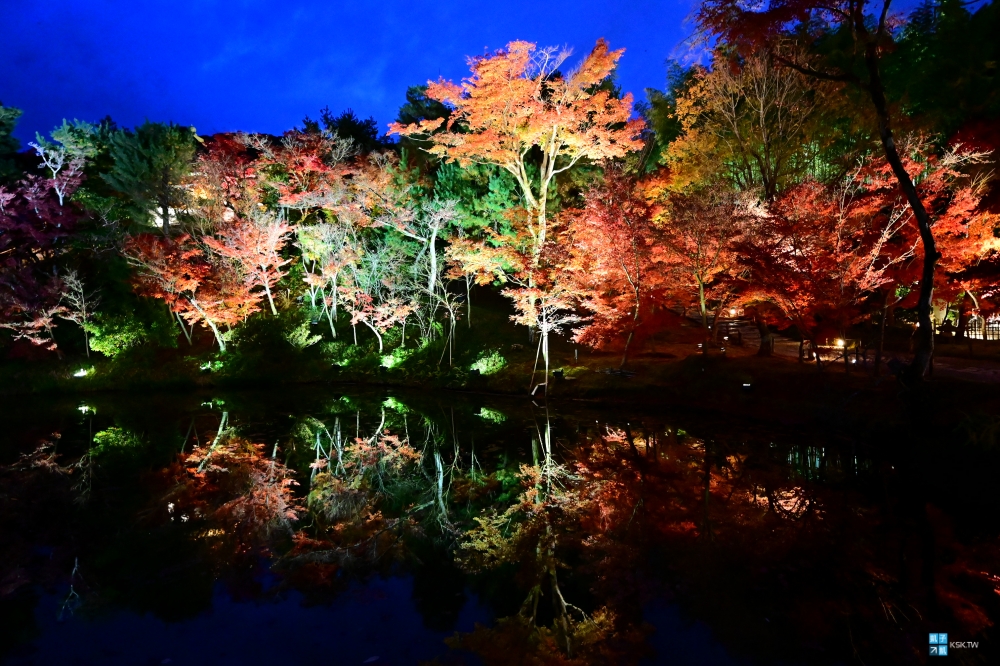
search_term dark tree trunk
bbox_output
[862,35,938,382]
[160,166,171,236]
[756,318,773,357]
[955,293,971,341]
[875,299,889,377]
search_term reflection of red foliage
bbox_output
[179,437,301,542]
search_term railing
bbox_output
[941,317,1000,341]
[965,317,1000,341]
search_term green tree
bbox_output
[302,107,387,154]
[886,0,1000,136]
[0,103,23,183]
[103,121,197,235]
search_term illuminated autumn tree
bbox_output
[448,208,580,392]
[59,269,100,358]
[665,50,830,200]
[296,221,358,338]
[239,129,355,217]
[202,213,291,316]
[0,161,80,354]
[732,148,966,364]
[124,233,260,351]
[391,41,647,381]
[187,134,262,230]
[389,38,645,265]
[567,164,666,366]
[695,0,950,378]
[648,182,755,328]
[341,239,413,353]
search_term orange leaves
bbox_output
[390,38,644,264]
[124,233,210,308]
[203,214,291,315]
[394,38,643,172]
[124,232,262,348]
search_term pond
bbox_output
[1,387,997,665]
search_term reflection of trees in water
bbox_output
[4,396,1000,665]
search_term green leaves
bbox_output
[102,121,197,232]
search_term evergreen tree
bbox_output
[103,121,197,235]
[0,103,23,183]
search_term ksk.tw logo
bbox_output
[929,633,948,656]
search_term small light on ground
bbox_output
[73,368,89,377]
[835,339,845,348]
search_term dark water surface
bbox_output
[1,388,996,664]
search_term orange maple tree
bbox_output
[389,38,645,264]
[124,233,260,351]
[203,215,292,316]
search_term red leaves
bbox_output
[0,169,80,354]
[124,233,262,349]
[566,166,667,350]
[730,136,997,335]
[202,215,291,316]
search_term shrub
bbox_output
[86,306,176,358]
[471,349,507,376]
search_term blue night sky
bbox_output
[1,0,697,144]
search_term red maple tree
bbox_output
[125,233,260,351]
[203,215,292,316]
[567,165,667,366]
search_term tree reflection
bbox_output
[3,395,999,665]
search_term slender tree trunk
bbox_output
[263,280,278,316]
[325,304,337,339]
[864,44,937,381]
[173,309,193,346]
[189,298,226,351]
[428,230,439,297]
[465,275,472,328]
[543,331,550,396]
[528,334,543,392]
[620,296,640,369]
[361,321,383,352]
[698,278,708,328]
